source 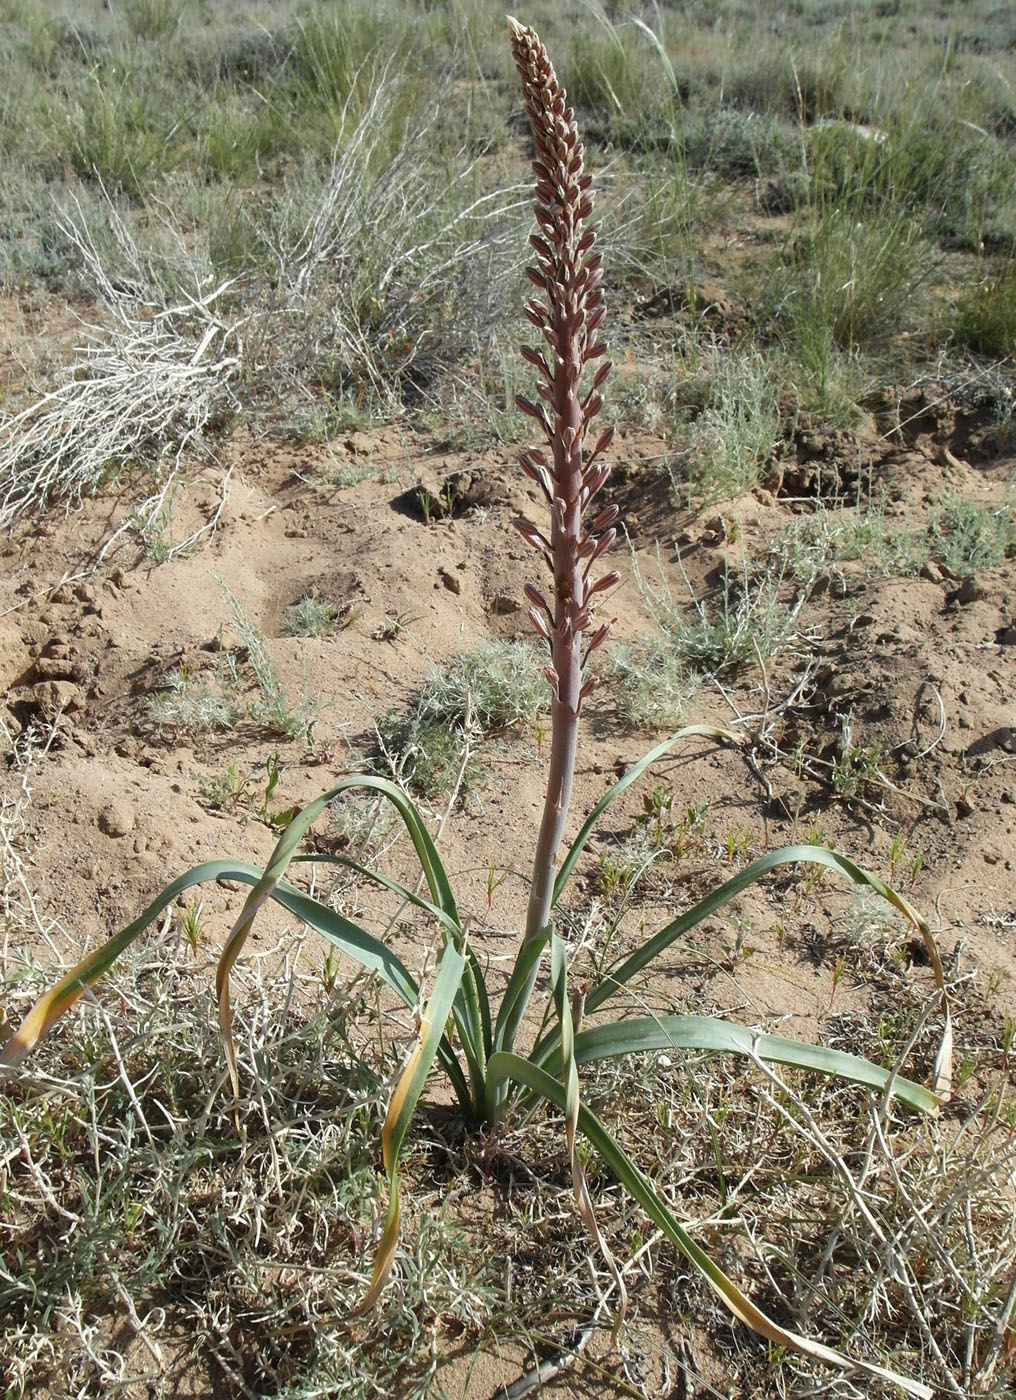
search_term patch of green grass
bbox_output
[193,88,291,183]
[722,39,854,123]
[670,576,801,674]
[278,389,378,449]
[767,203,934,357]
[827,711,888,803]
[197,751,291,825]
[286,6,399,119]
[375,711,474,798]
[121,0,188,43]
[804,97,1016,251]
[595,789,710,902]
[145,662,243,734]
[0,178,81,289]
[952,259,1016,357]
[683,107,794,182]
[561,15,675,151]
[223,585,316,740]
[283,596,343,638]
[64,65,175,197]
[145,590,318,741]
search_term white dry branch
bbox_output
[0,74,525,531]
[264,67,529,410]
[0,198,243,532]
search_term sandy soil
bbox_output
[1,298,1014,1397]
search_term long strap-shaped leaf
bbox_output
[492,929,549,1056]
[577,843,952,1099]
[486,1052,934,1400]
[333,775,462,925]
[552,727,742,906]
[290,851,490,1104]
[256,877,473,1111]
[360,940,466,1310]
[0,857,476,1114]
[290,851,460,940]
[215,777,464,1100]
[537,1015,941,1116]
[288,778,489,1086]
[551,932,628,1324]
[0,859,265,1071]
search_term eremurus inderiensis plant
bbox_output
[0,18,951,1393]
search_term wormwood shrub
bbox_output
[770,491,1016,587]
[607,636,698,729]
[682,347,783,501]
[375,640,545,796]
[2,20,956,1397]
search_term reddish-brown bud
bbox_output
[529,608,553,643]
[520,345,552,382]
[512,517,552,564]
[519,452,554,503]
[585,424,615,468]
[578,673,600,701]
[523,582,553,618]
[589,503,620,533]
[582,463,610,501]
[514,394,553,441]
[582,623,611,666]
[587,567,621,595]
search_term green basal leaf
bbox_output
[550,931,628,1322]
[487,1052,933,1399]
[291,851,488,1104]
[361,940,466,1309]
[1,858,264,1072]
[540,1014,941,1116]
[492,929,549,1057]
[578,842,951,1098]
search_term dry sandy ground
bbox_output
[1,319,1014,1395]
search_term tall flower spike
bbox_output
[508,16,620,714]
[509,24,626,1325]
[509,16,622,966]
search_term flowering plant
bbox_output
[1,19,950,1394]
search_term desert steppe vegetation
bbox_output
[0,2,1014,1397]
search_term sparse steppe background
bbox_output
[0,1,1014,1396]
